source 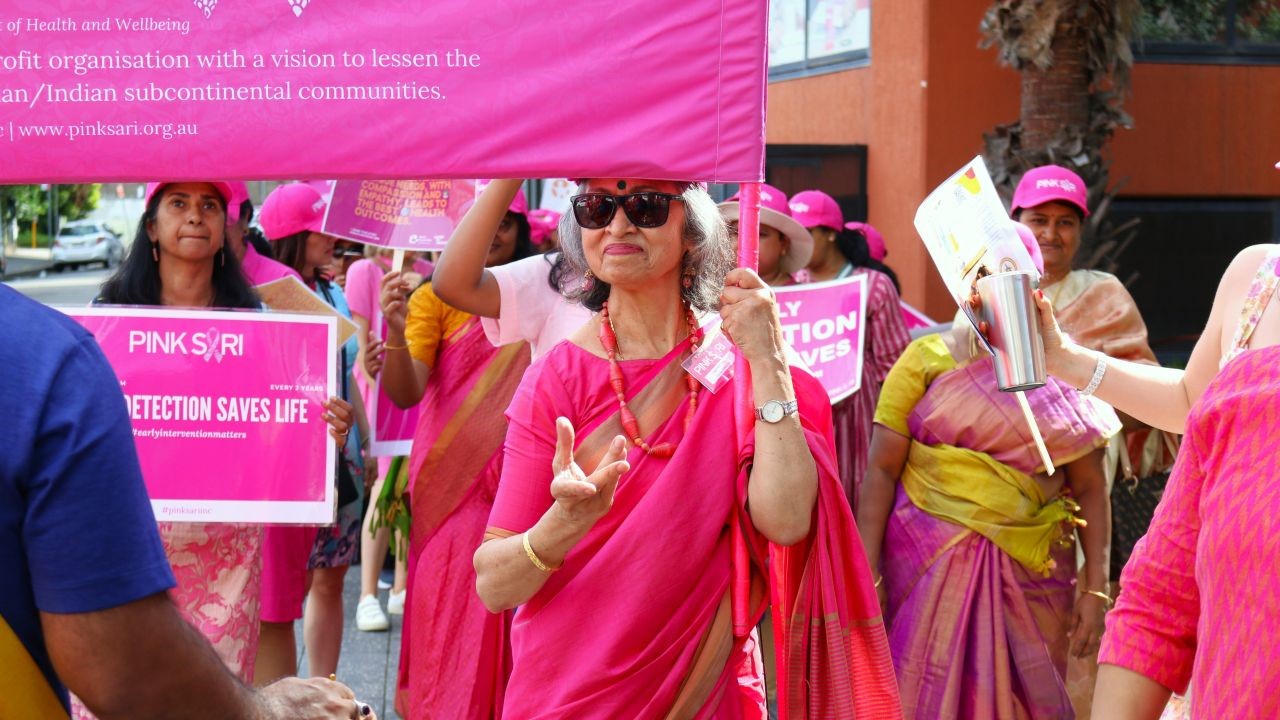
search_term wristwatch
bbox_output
[755,399,799,424]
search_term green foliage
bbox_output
[1136,0,1227,43]
[3,184,102,228]
[1135,0,1280,45]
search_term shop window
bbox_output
[764,145,868,222]
[769,0,870,78]
[1135,0,1280,63]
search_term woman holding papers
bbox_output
[254,182,367,682]
[473,178,900,718]
[377,187,535,718]
[857,230,1117,719]
[80,181,355,713]
[790,189,911,512]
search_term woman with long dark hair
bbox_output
[76,182,354,718]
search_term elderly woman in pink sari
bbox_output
[473,179,901,719]
[857,228,1120,719]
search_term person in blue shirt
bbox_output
[0,284,373,719]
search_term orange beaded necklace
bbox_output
[599,300,702,458]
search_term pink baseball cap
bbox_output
[225,181,250,224]
[527,208,561,245]
[719,184,813,275]
[1011,165,1090,218]
[788,190,844,231]
[844,222,886,262]
[1012,221,1045,275]
[259,183,327,240]
[144,181,235,211]
[475,180,529,217]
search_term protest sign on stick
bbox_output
[61,307,339,523]
[323,179,478,251]
[913,155,1040,348]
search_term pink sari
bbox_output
[488,339,900,719]
[881,352,1116,719]
[395,317,530,719]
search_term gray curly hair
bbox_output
[557,182,734,313]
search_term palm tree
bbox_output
[981,0,1143,272]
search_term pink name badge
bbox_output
[683,328,737,393]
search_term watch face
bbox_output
[762,401,784,423]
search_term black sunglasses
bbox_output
[570,192,684,230]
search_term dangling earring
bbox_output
[583,268,595,290]
[151,241,159,263]
[220,247,226,268]
[682,267,694,290]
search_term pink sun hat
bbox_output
[1012,221,1045,276]
[788,189,844,231]
[259,183,327,240]
[144,181,235,211]
[1011,165,1090,218]
[718,184,813,274]
[844,221,886,262]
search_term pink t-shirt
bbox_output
[481,253,592,360]
[241,244,303,286]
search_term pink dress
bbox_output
[1099,247,1280,718]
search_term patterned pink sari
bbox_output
[395,316,530,719]
[488,339,900,719]
[879,345,1117,719]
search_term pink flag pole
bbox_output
[731,182,761,630]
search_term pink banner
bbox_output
[323,179,477,251]
[900,300,938,331]
[0,1,767,183]
[62,307,338,524]
[774,275,868,403]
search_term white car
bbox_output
[53,221,125,271]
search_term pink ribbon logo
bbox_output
[202,327,225,363]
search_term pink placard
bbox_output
[369,375,419,457]
[0,1,767,183]
[900,301,938,331]
[323,179,478,250]
[61,307,338,524]
[774,275,868,403]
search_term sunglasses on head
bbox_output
[570,192,684,230]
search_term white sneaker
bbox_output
[387,589,406,616]
[377,577,392,590]
[356,594,389,632]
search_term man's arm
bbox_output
[43,592,366,719]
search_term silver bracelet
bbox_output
[1080,353,1108,396]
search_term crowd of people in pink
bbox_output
[7,163,1280,720]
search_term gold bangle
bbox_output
[382,341,408,351]
[522,531,558,573]
[1081,589,1114,608]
